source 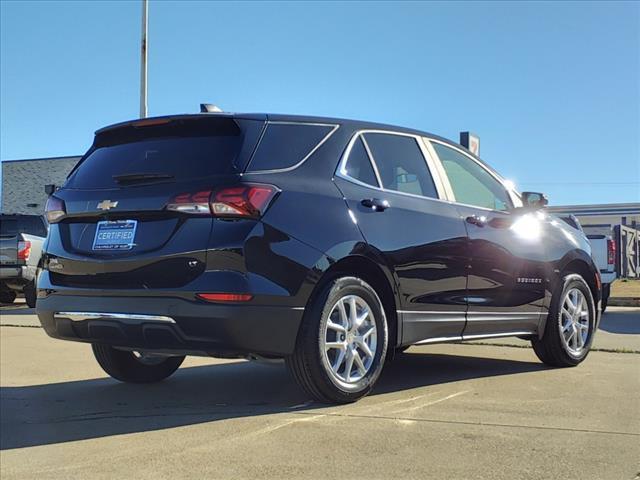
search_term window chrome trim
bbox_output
[247,121,340,175]
[421,138,456,200]
[359,135,384,188]
[427,138,514,213]
[55,312,176,324]
[335,129,450,201]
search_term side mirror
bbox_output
[521,191,548,209]
[44,184,56,196]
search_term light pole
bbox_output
[140,0,148,118]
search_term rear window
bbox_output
[0,219,17,236]
[247,123,334,171]
[66,117,264,189]
[0,216,47,237]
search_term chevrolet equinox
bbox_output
[37,111,601,403]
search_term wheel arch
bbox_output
[307,254,401,348]
[558,256,601,306]
[540,254,601,337]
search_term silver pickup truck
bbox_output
[0,214,47,307]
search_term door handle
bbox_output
[361,198,390,212]
[466,214,487,227]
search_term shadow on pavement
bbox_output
[0,302,34,316]
[1,351,545,450]
[599,308,640,335]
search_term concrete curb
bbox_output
[609,298,640,307]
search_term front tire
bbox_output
[92,344,185,383]
[287,276,388,403]
[532,274,596,367]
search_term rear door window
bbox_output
[363,133,438,198]
[66,117,264,189]
[247,123,334,171]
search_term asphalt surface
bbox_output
[1,301,639,480]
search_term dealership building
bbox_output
[1,156,80,215]
[547,203,640,235]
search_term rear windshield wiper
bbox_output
[113,173,175,184]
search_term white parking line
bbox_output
[392,390,471,415]
[248,414,327,437]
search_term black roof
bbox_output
[97,112,450,144]
[96,112,494,173]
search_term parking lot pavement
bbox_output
[1,309,639,480]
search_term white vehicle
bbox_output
[586,234,616,312]
[558,215,616,313]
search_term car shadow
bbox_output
[0,351,546,450]
[0,302,34,316]
[598,309,640,335]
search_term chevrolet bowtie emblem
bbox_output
[97,200,118,211]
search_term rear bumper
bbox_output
[36,293,304,357]
[599,272,616,285]
[0,266,35,285]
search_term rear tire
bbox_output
[0,289,16,304]
[532,274,596,367]
[92,344,185,383]
[287,276,388,404]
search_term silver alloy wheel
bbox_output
[320,294,377,386]
[559,288,590,355]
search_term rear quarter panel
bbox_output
[240,124,397,307]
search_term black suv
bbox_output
[37,112,601,403]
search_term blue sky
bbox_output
[1,1,638,205]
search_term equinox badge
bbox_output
[97,200,118,211]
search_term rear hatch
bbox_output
[48,115,265,289]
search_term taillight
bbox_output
[167,184,278,219]
[166,190,212,214]
[607,239,616,265]
[45,195,66,223]
[211,184,278,218]
[17,241,31,261]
